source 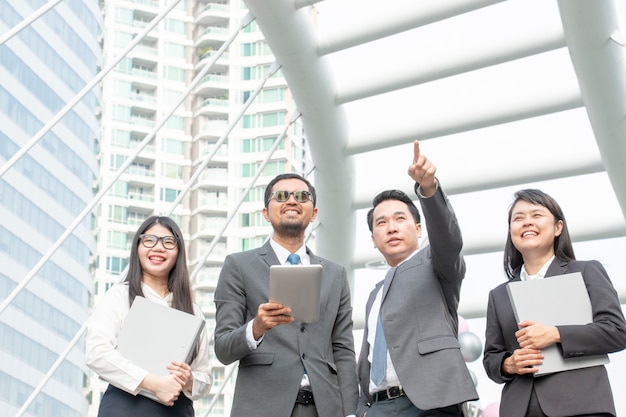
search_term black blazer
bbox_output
[483,259,626,417]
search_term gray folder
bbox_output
[269,264,322,323]
[506,272,609,377]
[116,296,205,403]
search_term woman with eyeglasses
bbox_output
[483,189,626,417]
[86,216,212,417]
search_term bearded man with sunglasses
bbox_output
[214,173,358,417]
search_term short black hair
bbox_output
[264,173,316,208]
[367,189,421,232]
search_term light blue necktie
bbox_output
[371,314,387,385]
[371,267,396,385]
[287,253,300,265]
[287,252,305,379]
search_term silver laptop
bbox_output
[116,296,205,403]
[269,264,322,323]
[506,272,609,376]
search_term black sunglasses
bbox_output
[270,190,312,203]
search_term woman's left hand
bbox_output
[168,361,193,392]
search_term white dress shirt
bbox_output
[86,282,213,400]
[367,247,425,394]
[520,255,555,281]
[245,240,311,387]
[246,239,309,349]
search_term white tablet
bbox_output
[269,264,322,323]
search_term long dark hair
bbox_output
[503,189,576,279]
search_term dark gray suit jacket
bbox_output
[214,242,358,417]
[483,259,626,417]
[357,185,478,414]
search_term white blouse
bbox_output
[86,282,213,400]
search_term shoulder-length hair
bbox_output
[503,189,576,279]
[125,216,194,316]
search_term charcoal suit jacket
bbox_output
[357,184,478,414]
[483,259,626,417]
[214,242,358,417]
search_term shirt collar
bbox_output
[392,238,428,269]
[269,239,308,265]
[141,282,173,303]
[521,255,555,281]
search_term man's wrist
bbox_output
[414,179,438,198]
[246,320,264,349]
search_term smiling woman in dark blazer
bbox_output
[483,189,626,417]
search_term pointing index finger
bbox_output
[413,140,421,163]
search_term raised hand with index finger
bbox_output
[407,140,437,197]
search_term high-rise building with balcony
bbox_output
[0,1,102,416]
[89,1,309,415]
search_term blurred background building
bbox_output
[0,0,102,416]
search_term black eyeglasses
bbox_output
[270,190,312,203]
[139,234,178,250]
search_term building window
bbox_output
[105,256,127,275]
[241,136,283,153]
[166,115,185,130]
[161,138,184,155]
[262,161,285,177]
[241,163,255,178]
[240,211,265,226]
[160,188,180,202]
[161,162,183,179]
[112,105,131,122]
[261,112,285,127]
[107,205,128,223]
[107,230,128,249]
[260,87,285,103]
[240,236,265,251]
[165,18,185,34]
[165,42,185,59]
[242,67,251,80]
[164,66,185,82]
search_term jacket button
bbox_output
[300,326,306,332]
[302,353,306,360]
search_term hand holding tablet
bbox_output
[269,264,322,323]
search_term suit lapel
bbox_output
[381,252,422,302]
[259,241,280,267]
[545,258,568,277]
[307,248,323,266]
[513,258,568,281]
[366,281,384,316]
[381,266,397,303]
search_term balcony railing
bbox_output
[199,2,229,14]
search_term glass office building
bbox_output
[0,1,102,416]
